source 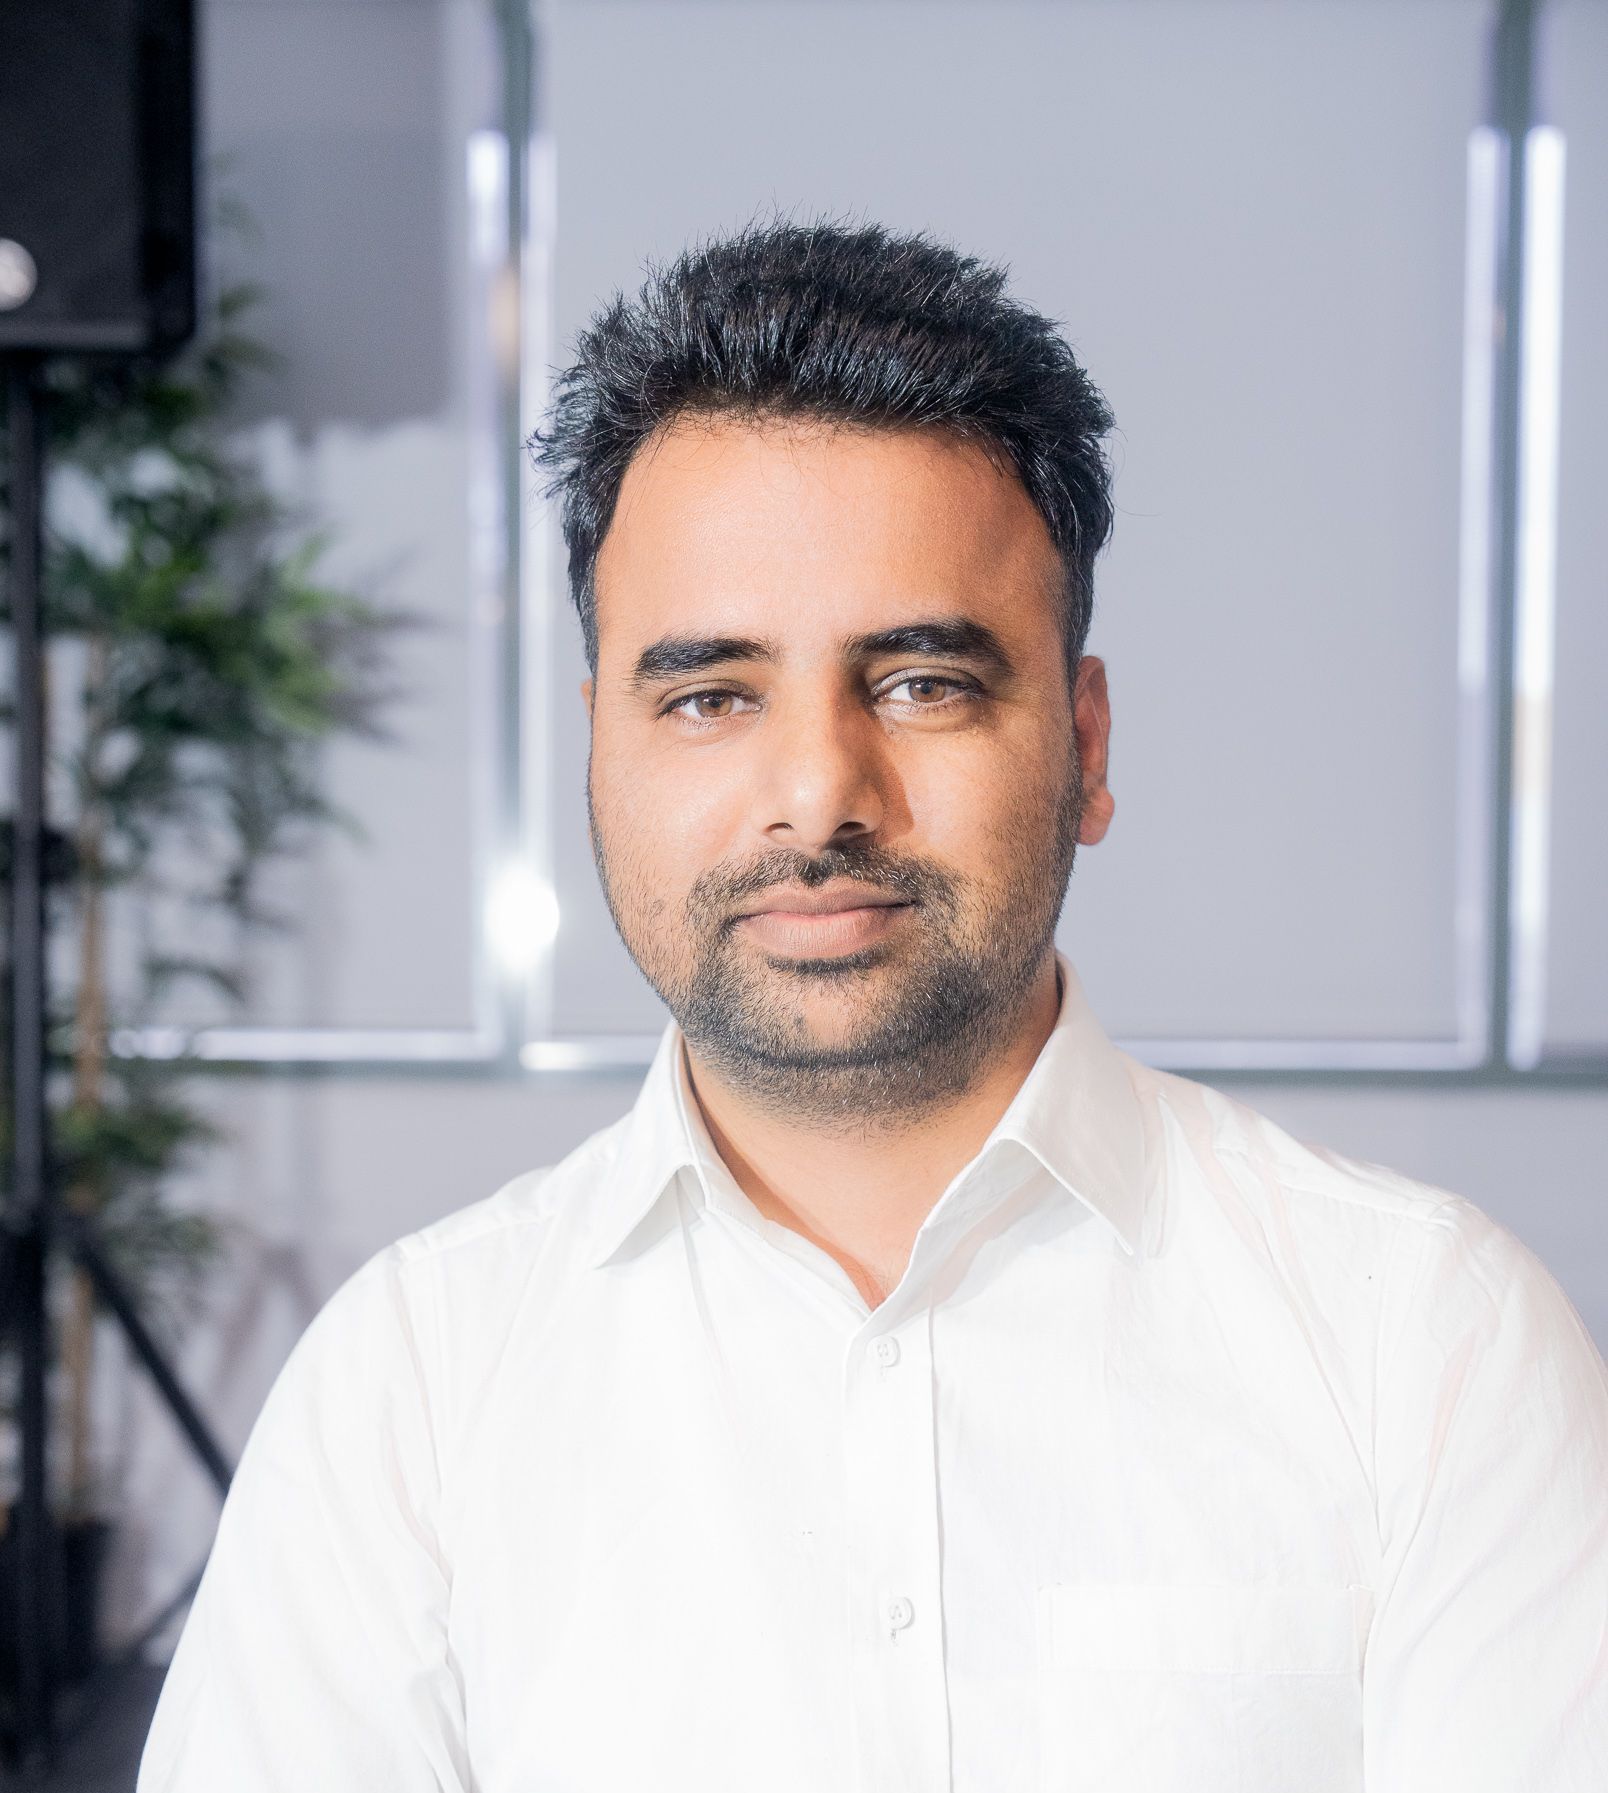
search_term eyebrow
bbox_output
[628,614,1015,687]
[629,633,775,686]
[844,617,1014,677]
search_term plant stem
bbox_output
[64,633,110,1523]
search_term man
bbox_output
[139,219,1608,1792]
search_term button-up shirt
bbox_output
[137,954,1608,1792]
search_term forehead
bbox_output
[591,415,1062,659]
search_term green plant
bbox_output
[0,217,420,1529]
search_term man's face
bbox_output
[584,416,1114,1127]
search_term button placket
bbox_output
[841,1311,950,1790]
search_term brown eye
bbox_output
[665,688,755,723]
[884,674,973,708]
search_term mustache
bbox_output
[688,843,960,923]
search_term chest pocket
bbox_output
[1037,1582,1369,1793]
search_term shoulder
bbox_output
[394,1106,634,1264]
[1135,1060,1454,1235]
[1129,1061,1608,1437]
[292,1106,640,1377]
[1129,1061,1579,1336]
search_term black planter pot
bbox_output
[0,1511,114,1698]
[62,1514,114,1682]
[0,1511,116,1768]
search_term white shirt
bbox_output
[138,954,1608,1793]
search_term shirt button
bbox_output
[886,1596,914,1632]
[872,1335,901,1367]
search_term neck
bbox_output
[682,955,1063,1309]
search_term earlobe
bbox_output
[1072,655,1113,844]
[1078,786,1115,845]
[581,677,594,716]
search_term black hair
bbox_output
[527,214,1116,678]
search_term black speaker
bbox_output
[0,0,196,357]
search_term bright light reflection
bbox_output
[1456,126,1501,1053]
[487,863,560,973]
[1508,125,1565,1069]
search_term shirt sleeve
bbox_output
[136,1241,469,1793]
[1363,1197,1608,1792]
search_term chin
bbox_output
[767,973,910,1049]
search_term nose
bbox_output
[746,691,886,853]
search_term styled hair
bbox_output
[527,215,1116,677]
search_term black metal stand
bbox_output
[1,357,235,1785]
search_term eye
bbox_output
[663,688,758,722]
[880,673,979,708]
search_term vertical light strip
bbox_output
[519,1,562,1038]
[1507,125,1566,1068]
[1455,127,1502,1059]
[466,124,513,1033]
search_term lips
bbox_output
[733,883,911,919]
[731,886,915,958]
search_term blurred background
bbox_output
[0,0,1603,1784]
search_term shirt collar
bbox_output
[584,950,1148,1271]
[989,951,1148,1258]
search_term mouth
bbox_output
[732,883,914,957]
[734,882,910,920]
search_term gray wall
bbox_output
[77,0,1608,1654]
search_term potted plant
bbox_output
[0,208,418,1730]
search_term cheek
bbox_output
[591,727,749,887]
[900,724,1069,863]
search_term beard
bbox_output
[589,754,1082,1133]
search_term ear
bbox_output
[1072,655,1114,844]
[580,677,594,716]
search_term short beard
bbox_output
[590,760,1083,1135]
